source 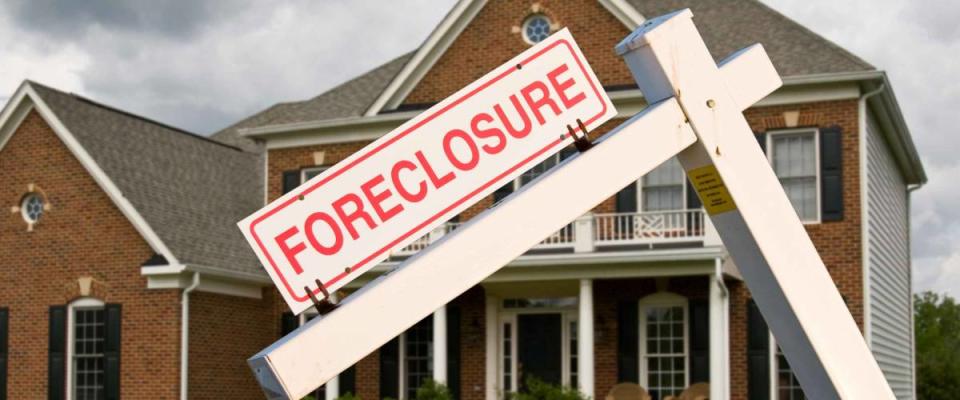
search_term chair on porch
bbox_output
[604,383,652,400]
[664,382,710,400]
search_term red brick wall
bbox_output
[188,290,278,399]
[728,99,863,400]
[404,0,635,106]
[0,111,181,398]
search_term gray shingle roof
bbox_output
[30,82,265,275]
[212,53,413,142]
[626,0,873,76]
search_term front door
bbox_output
[517,313,562,389]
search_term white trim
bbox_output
[0,82,179,264]
[597,0,645,28]
[859,93,872,346]
[766,128,822,224]
[140,264,269,299]
[65,297,106,400]
[301,166,329,183]
[637,292,690,394]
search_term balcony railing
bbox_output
[392,209,713,257]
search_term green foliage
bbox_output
[915,291,960,400]
[336,393,361,400]
[508,378,587,400]
[414,379,453,400]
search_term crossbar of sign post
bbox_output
[239,28,616,315]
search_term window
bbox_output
[67,298,105,400]
[639,293,688,400]
[21,192,44,223]
[772,341,805,400]
[499,299,579,392]
[768,130,819,222]
[642,158,685,211]
[522,14,552,44]
[569,320,578,389]
[503,321,514,392]
[302,166,328,183]
[400,316,433,399]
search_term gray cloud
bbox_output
[1,0,247,40]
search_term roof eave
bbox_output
[863,73,927,185]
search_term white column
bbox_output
[325,295,341,400]
[485,296,498,400]
[710,259,729,400]
[433,305,448,384]
[578,279,595,398]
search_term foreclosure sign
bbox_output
[239,29,616,314]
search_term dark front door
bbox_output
[517,313,562,390]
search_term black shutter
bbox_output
[616,300,639,383]
[493,183,514,203]
[280,312,298,337]
[104,304,121,400]
[446,305,461,400]
[688,299,710,384]
[820,126,844,221]
[339,365,356,397]
[282,170,301,194]
[615,182,638,213]
[747,300,770,400]
[48,306,66,400]
[756,132,767,153]
[379,337,400,399]
[0,308,7,400]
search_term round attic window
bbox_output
[522,14,552,44]
[21,193,44,223]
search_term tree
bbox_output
[915,291,960,400]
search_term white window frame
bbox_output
[301,166,329,183]
[521,14,554,45]
[766,128,821,224]
[398,316,434,399]
[637,157,689,213]
[637,292,689,396]
[497,301,579,393]
[65,297,105,400]
[769,333,805,400]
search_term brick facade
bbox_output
[0,111,181,398]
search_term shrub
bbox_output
[509,377,587,400]
[415,379,453,400]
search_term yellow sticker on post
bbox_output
[687,164,737,215]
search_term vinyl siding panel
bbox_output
[866,111,914,399]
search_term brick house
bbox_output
[0,1,925,400]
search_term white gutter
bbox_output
[180,272,200,400]
[860,82,886,347]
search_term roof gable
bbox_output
[368,0,641,114]
[0,81,266,275]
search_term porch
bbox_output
[338,259,735,400]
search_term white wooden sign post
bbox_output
[245,9,895,400]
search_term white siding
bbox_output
[866,112,914,399]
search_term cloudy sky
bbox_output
[1,1,957,297]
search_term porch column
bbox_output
[325,294,340,400]
[710,258,730,400]
[433,305,448,384]
[485,296,498,400]
[578,279,595,398]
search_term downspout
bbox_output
[181,272,200,400]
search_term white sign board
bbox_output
[239,28,616,314]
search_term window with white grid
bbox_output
[769,131,819,221]
[73,307,105,400]
[639,294,687,400]
[642,157,685,211]
[775,345,805,400]
[402,317,433,399]
[302,166,328,183]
